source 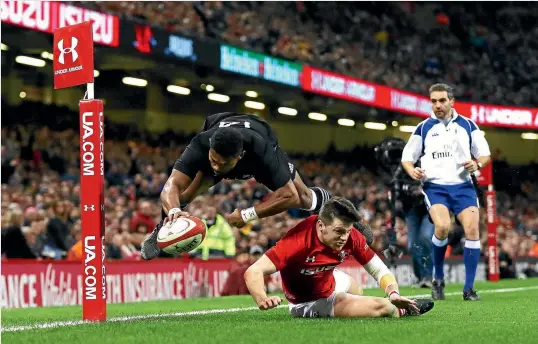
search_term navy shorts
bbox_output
[422,181,479,216]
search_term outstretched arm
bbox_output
[163,137,207,223]
[363,255,400,297]
[352,232,418,312]
[161,169,192,214]
[363,255,418,311]
[244,255,282,310]
[256,181,300,217]
[227,180,299,227]
[227,144,302,227]
[160,169,196,224]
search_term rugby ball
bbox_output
[157,216,206,256]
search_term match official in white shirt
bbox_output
[401,83,491,301]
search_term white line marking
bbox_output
[1,305,288,333]
[409,285,538,298]
[2,286,537,333]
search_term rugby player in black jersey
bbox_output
[142,112,372,260]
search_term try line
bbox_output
[3,286,538,333]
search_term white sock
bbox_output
[432,235,448,247]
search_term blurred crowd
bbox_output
[2,103,538,268]
[83,1,538,106]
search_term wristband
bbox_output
[388,290,400,300]
[168,208,181,216]
[241,207,259,223]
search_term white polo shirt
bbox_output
[401,110,491,185]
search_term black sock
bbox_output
[308,187,331,213]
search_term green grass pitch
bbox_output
[2,278,538,344]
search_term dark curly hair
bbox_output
[209,127,243,157]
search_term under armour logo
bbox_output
[57,37,79,65]
[305,256,316,263]
[83,204,95,211]
[134,24,156,54]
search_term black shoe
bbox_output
[463,288,481,301]
[432,279,445,300]
[404,298,435,316]
[141,222,163,260]
[354,219,374,246]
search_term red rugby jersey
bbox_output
[266,215,375,304]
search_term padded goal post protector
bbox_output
[486,190,499,282]
[54,19,106,321]
[79,99,106,321]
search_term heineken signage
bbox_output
[220,45,302,87]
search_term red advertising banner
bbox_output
[79,100,106,320]
[1,0,120,47]
[475,161,493,187]
[301,66,380,106]
[2,256,536,309]
[457,103,538,130]
[0,260,234,309]
[53,21,94,89]
[301,66,538,130]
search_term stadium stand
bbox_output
[2,2,537,289]
[84,1,538,106]
[2,103,537,264]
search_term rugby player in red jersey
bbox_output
[244,197,434,318]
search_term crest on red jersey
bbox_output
[338,250,350,262]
